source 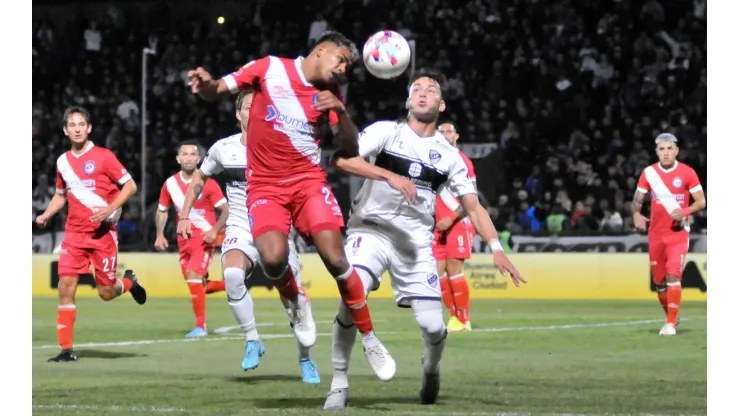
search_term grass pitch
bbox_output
[32,297,707,415]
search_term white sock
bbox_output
[224,267,259,341]
[411,299,447,374]
[330,300,357,390]
[286,307,311,361]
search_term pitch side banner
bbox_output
[505,234,707,253]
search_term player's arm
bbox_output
[332,121,417,201]
[190,58,266,101]
[90,153,137,223]
[154,184,172,250]
[680,169,707,217]
[43,171,68,217]
[181,169,210,219]
[206,180,229,234]
[632,170,650,230]
[108,179,137,212]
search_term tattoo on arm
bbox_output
[631,191,645,214]
[156,212,168,235]
[193,184,203,198]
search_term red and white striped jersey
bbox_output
[158,172,226,238]
[55,141,131,233]
[637,162,702,235]
[223,56,341,185]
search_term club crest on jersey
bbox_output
[408,162,423,178]
[427,273,438,287]
[83,160,96,174]
[673,177,683,189]
[429,150,441,164]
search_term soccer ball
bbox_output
[362,30,411,80]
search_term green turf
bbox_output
[32,297,707,416]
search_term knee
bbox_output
[320,251,350,277]
[258,241,289,276]
[97,287,116,301]
[223,267,247,300]
[414,305,446,340]
[666,274,681,284]
[58,277,77,303]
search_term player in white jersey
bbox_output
[322,69,526,410]
[177,88,320,384]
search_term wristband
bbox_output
[680,208,691,217]
[178,218,190,222]
[488,240,504,252]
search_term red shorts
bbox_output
[58,230,119,287]
[178,237,215,278]
[247,180,344,241]
[649,232,690,284]
[433,221,473,261]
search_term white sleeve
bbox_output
[357,121,397,159]
[200,143,224,176]
[445,153,477,198]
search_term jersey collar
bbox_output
[69,141,94,158]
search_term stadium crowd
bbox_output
[32,0,707,252]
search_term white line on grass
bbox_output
[31,404,686,416]
[32,319,671,350]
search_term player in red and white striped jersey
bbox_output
[432,122,477,332]
[632,133,706,336]
[188,31,395,380]
[35,106,146,363]
[155,140,229,337]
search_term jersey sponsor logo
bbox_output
[651,192,685,204]
[375,150,448,191]
[265,105,318,136]
[429,150,441,164]
[67,179,97,188]
[672,177,683,189]
[83,160,96,174]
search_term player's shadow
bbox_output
[76,349,146,360]
[646,328,692,335]
[252,396,423,410]
[226,375,298,384]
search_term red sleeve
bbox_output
[461,153,476,179]
[158,183,171,211]
[55,168,66,194]
[636,169,650,193]
[222,57,270,94]
[103,149,132,185]
[685,166,702,193]
[205,179,227,208]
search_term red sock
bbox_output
[121,277,133,294]
[657,289,668,316]
[666,282,682,326]
[336,268,373,335]
[187,281,207,329]
[450,274,470,323]
[205,280,226,294]
[57,305,76,350]
[273,267,300,302]
[439,274,456,316]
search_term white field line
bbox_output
[30,404,687,416]
[32,319,671,351]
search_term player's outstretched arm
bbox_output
[188,67,231,101]
[331,151,417,203]
[181,169,208,219]
[461,193,525,286]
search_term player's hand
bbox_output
[35,214,51,228]
[670,208,685,221]
[202,229,218,245]
[436,216,455,232]
[312,90,345,112]
[90,206,115,223]
[177,219,193,240]
[188,67,212,94]
[388,174,417,203]
[493,250,525,287]
[633,212,649,231]
[154,235,169,251]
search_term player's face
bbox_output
[176,145,201,173]
[236,93,253,131]
[656,141,679,166]
[317,43,353,83]
[63,113,92,145]
[437,123,459,146]
[407,77,446,123]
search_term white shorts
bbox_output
[221,225,302,286]
[345,229,440,307]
